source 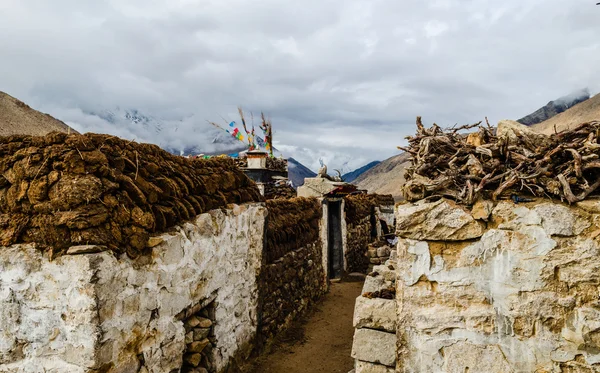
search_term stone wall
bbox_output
[0,203,266,373]
[394,198,600,372]
[345,214,373,274]
[257,241,326,350]
[264,197,321,264]
[257,198,327,351]
[351,251,398,372]
[344,194,395,274]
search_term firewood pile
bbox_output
[401,117,600,205]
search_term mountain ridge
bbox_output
[518,88,590,126]
[0,91,78,136]
[342,161,381,183]
[354,153,410,200]
[533,92,600,134]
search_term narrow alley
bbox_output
[249,281,363,373]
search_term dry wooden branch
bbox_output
[401,117,600,204]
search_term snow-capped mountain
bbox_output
[62,106,379,188]
[79,107,248,156]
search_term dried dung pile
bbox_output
[0,132,262,257]
[264,182,296,200]
[401,117,600,205]
[374,194,395,206]
[344,194,376,223]
[345,193,394,223]
[264,197,321,263]
[363,286,395,300]
[266,157,287,172]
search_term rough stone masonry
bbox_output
[394,198,600,372]
[0,203,266,373]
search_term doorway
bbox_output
[327,200,343,279]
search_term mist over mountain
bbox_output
[59,106,251,156]
[517,88,590,126]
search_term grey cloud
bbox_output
[1,0,600,171]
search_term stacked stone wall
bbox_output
[0,204,266,373]
[256,241,326,350]
[0,134,330,373]
[344,194,394,274]
[257,197,326,351]
[351,255,398,373]
[345,215,373,273]
[393,198,600,372]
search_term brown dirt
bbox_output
[248,281,363,373]
[0,91,78,136]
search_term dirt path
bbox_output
[249,281,363,373]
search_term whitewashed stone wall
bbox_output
[351,257,397,372]
[395,198,600,372]
[0,245,99,372]
[0,203,266,373]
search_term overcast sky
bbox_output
[1,0,599,171]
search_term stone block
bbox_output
[471,200,494,221]
[193,328,210,341]
[372,265,395,282]
[353,296,396,332]
[389,250,397,262]
[376,246,391,258]
[362,275,392,294]
[184,353,202,367]
[396,199,484,241]
[355,360,395,373]
[351,329,396,367]
[533,203,590,236]
[188,339,210,353]
[196,317,212,328]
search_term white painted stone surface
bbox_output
[0,203,266,373]
[0,245,98,373]
[321,198,330,283]
[396,199,600,372]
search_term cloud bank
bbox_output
[1,0,600,171]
